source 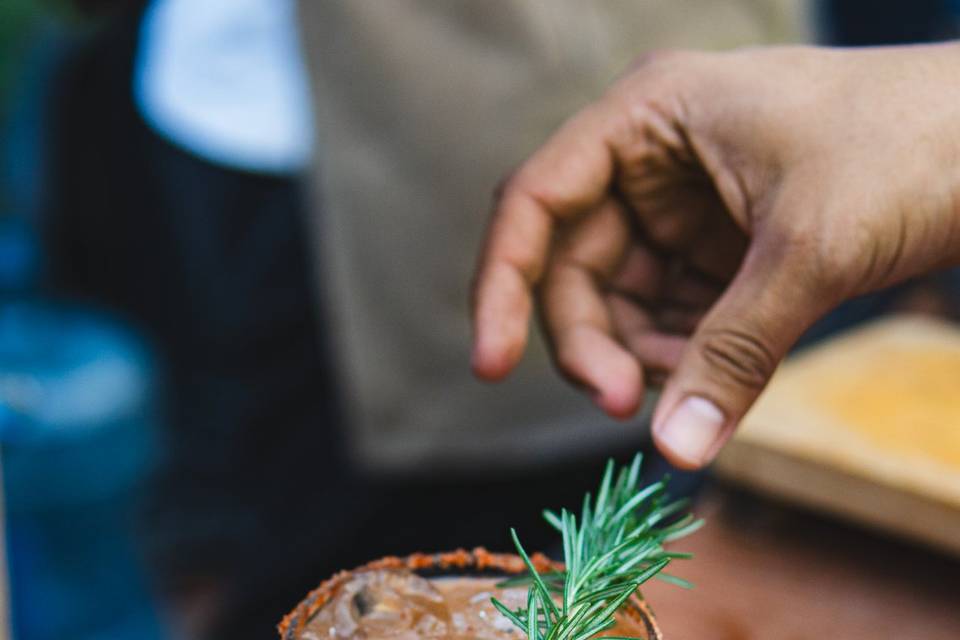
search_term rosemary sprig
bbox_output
[492,454,702,640]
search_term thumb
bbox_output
[651,245,833,469]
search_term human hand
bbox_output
[471,44,960,469]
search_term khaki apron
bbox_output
[297,0,810,474]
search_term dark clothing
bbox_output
[818,0,957,45]
[36,9,682,640]
[39,10,366,637]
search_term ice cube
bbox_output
[306,571,449,639]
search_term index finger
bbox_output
[471,101,626,380]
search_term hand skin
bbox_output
[471,44,960,470]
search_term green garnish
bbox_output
[492,454,701,640]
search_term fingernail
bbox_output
[656,396,725,466]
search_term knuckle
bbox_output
[806,232,865,301]
[763,221,851,302]
[698,327,777,391]
[492,170,520,203]
[810,248,853,295]
[622,49,705,95]
[811,215,897,299]
[493,168,550,215]
[629,48,685,72]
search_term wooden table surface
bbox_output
[714,315,960,556]
[642,485,960,640]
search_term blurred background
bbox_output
[0,1,959,639]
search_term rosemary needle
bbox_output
[492,453,702,640]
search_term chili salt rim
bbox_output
[277,547,662,639]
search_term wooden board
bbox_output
[714,314,960,555]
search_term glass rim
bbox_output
[278,547,662,640]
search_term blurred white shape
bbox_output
[134,0,314,174]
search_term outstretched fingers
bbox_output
[471,102,627,381]
[539,199,642,419]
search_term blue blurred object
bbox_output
[0,216,164,640]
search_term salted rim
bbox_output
[277,547,662,640]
